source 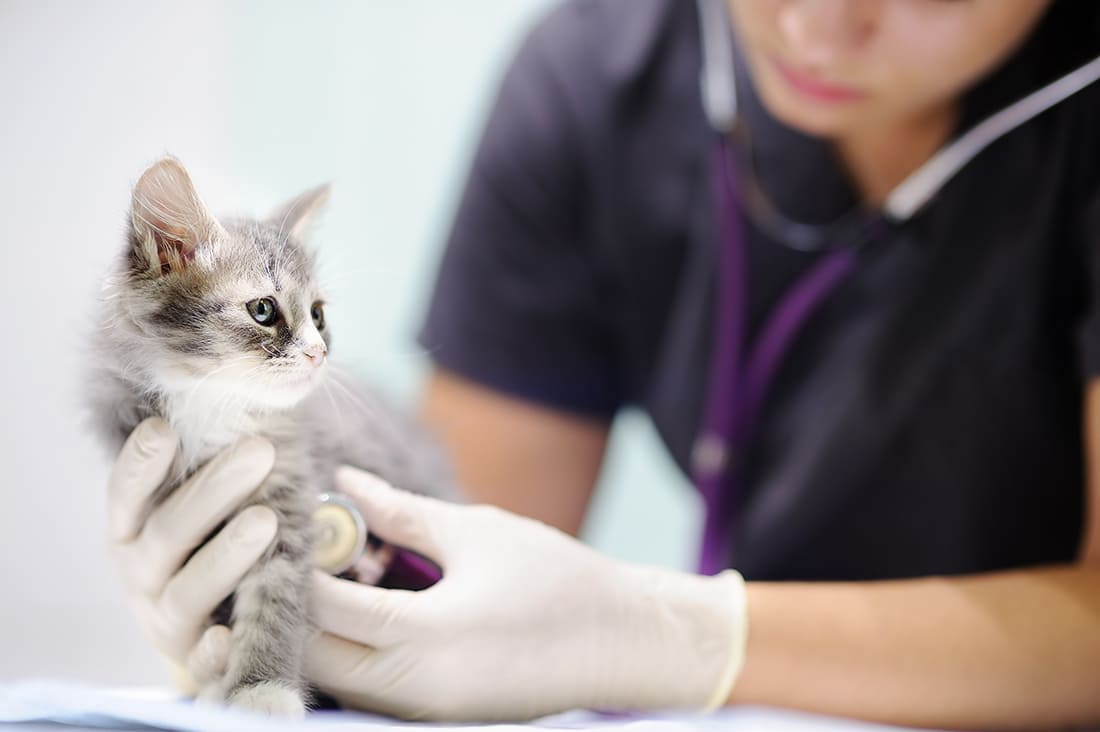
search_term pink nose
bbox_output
[304,344,327,367]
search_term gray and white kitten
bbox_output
[87,157,454,715]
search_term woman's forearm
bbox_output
[730,564,1100,729]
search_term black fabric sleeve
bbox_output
[417,5,621,418]
[1077,189,1100,376]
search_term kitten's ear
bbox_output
[129,157,226,275]
[268,183,330,241]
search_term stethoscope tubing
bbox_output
[695,139,862,576]
[692,0,1100,573]
[695,0,1100,227]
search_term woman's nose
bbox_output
[778,0,874,64]
[304,344,327,367]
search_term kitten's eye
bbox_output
[311,301,325,330]
[247,297,279,326]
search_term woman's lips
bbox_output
[772,59,867,103]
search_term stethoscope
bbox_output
[692,0,1100,575]
[313,492,440,588]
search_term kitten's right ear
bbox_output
[129,157,226,276]
[268,183,331,242]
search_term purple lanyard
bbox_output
[694,139,860,576]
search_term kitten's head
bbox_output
[110,156,332,412]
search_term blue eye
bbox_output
[311,301,325,330]
[247,297,279,326]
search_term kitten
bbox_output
[87,157,454,715]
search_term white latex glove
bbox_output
[106,417,279,691]
[303,467,749,721]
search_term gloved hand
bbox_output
[303,467,749,721]
[106,417,278,692]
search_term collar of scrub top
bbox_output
[693,0,1100,576]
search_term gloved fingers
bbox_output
[109,536,166,602]
[157,505,277,648]
[164,655,199,696]
[187,624,231,688]
[334,467,450,564]
[134,437,275,596]
[304,633,395,714]
[107,417,177,543]
[312,570,421,648]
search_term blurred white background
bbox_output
[0,1,700,685]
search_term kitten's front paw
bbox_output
[226,682,306,717]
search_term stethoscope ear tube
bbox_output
[697,0,737,133]
[884,53,1100,219]
[697,139,862,574]
[695,0,1100,224]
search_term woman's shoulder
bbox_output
[515,0,704,124]
[525,0,693,73]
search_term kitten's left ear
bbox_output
[130,157,227,276]
[268,184,331,241]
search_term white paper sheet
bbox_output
[0,679,933,731]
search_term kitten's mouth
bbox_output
[235,366,326,411]
[286,364,327,389]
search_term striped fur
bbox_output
[87,158,455,715]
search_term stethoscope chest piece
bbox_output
[313,492,368,576]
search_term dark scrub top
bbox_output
[419,0,1100,581]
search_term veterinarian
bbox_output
[107,0,1100,727]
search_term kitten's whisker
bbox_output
[314,264,406,280]
[271,201,302,284]
[196,363,268,443]
[184,359,265,435]
[176,355,255,416]
[320,379,348,442]
[323,368,418,462]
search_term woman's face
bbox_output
[727,0,1054,138]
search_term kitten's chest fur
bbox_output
[156,388,322,518]
[165,388,306,472]
[92,361,453,512]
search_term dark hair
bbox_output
[1035,0,1100,83]
[960,1,1100,128]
